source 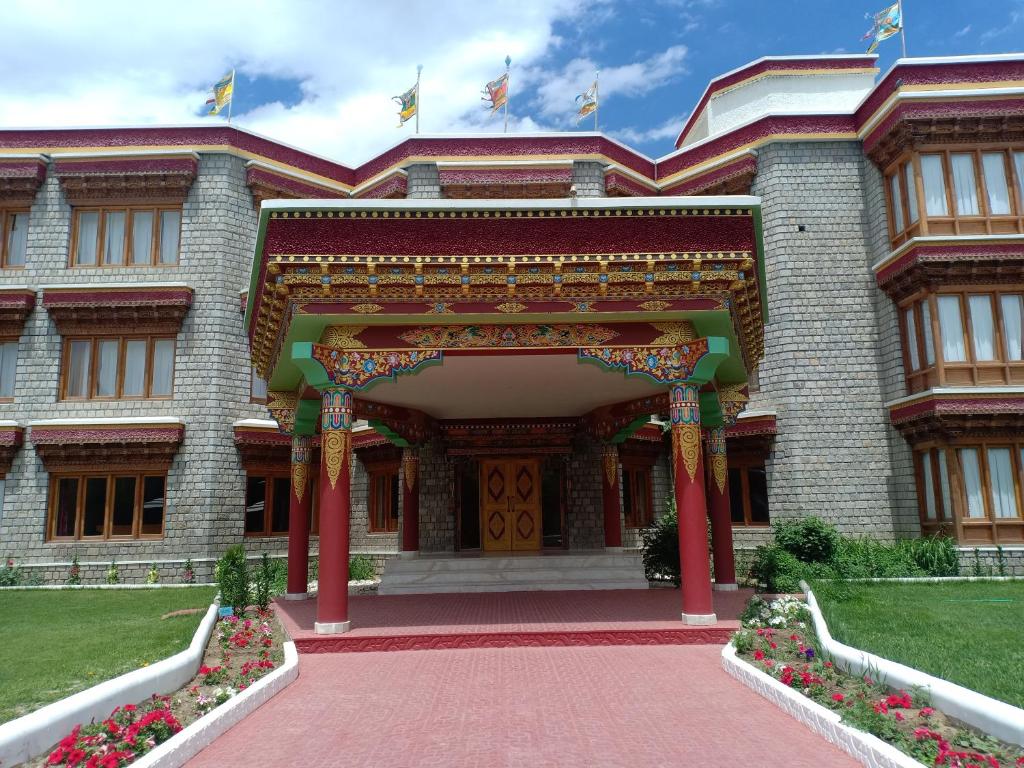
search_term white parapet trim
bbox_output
[801,581,1024,747]
[0,603,218,767]
[131,641,299,768]
[721,644,923,768]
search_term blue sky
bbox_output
[2,0,1022,164]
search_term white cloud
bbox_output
[0,0,595,164]
[953,24,972,38]
[609,113,687,146]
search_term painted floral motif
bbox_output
[397,324,620,349]
[312,346,443,390]
[579,340,710,384]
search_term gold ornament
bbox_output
[402,452,419,491]
[673,424,701,482]
[711,452,727,494]
[637,300,670,311]
[323,430,350,490]
[292,462,308,504]
[650,321,696,346]
[495,302,528,313]
[320,326,368,349]
[602,446,618,487]
[350,303,384,314]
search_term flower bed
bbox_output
[37,608,284,767]
[734,597,1024,768]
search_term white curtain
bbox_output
[982,153,1011,215]
[889,174,904,231]
[123,340,147,396]
[951,154,979,215]
[920,300,936,366]
[904,307,920,370]
[103,211,125,265]
[1001,295,1023,361]
[937,451,952,519]
[1015,153,1024,208]
[987,448,1019,519]
[151,339,175,396]
[0,342,16,398]
[159,211,181,265]
[921,454,937,520]
[937,296,966,362]
[76,212,99,266]
[968,295,996,361]
[95,340,119,397]
[920,155,949,216]
[6,212,28,266]
[67,340,91,397]
[959,448,985,518]
[132,211,153,265]
[904,162,919,222]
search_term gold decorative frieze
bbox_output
[650,322,696,346]
[320,326,368,349]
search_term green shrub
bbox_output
[774,517,840,564]
[106,561,119,585]
[268,557,288,596]
[217,544,250,613]
[640,505,680,586]
[830,537,925,579]
[253,553,273,611]
[0,557,25,587]
[898,535,959,577]
[348,555,376,582]
[748,544,806,593]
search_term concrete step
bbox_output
[378,551,649,595]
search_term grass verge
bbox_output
[812,580,1024,709]
[0,587,217,724]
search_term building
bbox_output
[1,53,1023,621]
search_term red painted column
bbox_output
[285,434,313,599]
[400,447,420,555]
[315,386,353,634]
[601,443,623,548]
[705,426,737,590]
[669,383,717,624]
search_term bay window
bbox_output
[1000,294,1023,361]
[982,153,1011,215]
[72,206,181,267]
[48,472,166,540]
[967,294,995,361]
[61,335,175,400]
[1,209,29,268]
[936,295,967,362]
[920,155,949,216]
[950,153,979,216]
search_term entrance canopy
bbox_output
[244,196,766,441]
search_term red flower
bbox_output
[769,642,778,649]
[824,662,833,668]
[894,712,904,721]
[832,693,844,702]
[753,650,765,660]
[919,707,934,717]
[789,634,800,641]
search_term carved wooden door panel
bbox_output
[481,460,512,551]
[480,459,541,551]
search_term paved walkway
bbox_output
[187,644,858,768]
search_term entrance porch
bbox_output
[275,588,750,653]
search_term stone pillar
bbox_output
[601,443,623,549]
[571,160,606,197]
[406,163,441,198]
[705,426,737,590]
[400,447,420,556]
[315,386,353,634]
[285,434,313,599]
[669,383,717,625]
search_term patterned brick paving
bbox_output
[278,588,748,652]
[186,644,858,768]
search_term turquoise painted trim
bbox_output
[689,336,730,385]
[611,414,653,444]
[243,207,272,333]
[699,391,724,428]
[294,399,320,437]
[291,342,331,389]
[368,420,410,448]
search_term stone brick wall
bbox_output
[747,141,904,538]
[958,546,1024,577]
[417,439,455,553]
[566,436,605,549]
[406,164,441,199]
[571,161,606,198]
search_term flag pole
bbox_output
[504,54,511,133]
[898,0,907,58]
[594,69,600,131]
[416,64,423,134]
[227,69,235,124]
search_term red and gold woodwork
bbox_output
[669,383,716,624]
[315,386,354,634]
[400,447,420,554]
[601,443,623,549]
[704,426,737,590]
[286,435,313,598]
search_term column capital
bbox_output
[669,383,701,483]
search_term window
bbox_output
[1015,152,1024,205]
[904,161,919,223]
[937,295,967,362]
[920,155,949,216]
[1000,295,1023,361]
[48,472,165,539]
[61,336,174,400]
[0,341,16,399]
[728,462,770,526]
[71,206,181,266]
[967,294,996,361]
[889,172,904,234]
[1,210,29,268]
[622,464,653,528]
[244,474,291,536]
[950,153,980,216]
[251,367,268,403]
[915,449,954,529]
[368,465,399,533]
[982,153,1011,215]
[904,306,920,371]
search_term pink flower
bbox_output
[919,707,934,718]
[753,650,765,661]
[832,693,845,703]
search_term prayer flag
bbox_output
[482,73,509,113]
[862,2,902,53]
[206,70,235,116]
[393,84,418,127]
[575,81,598,124]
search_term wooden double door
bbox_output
[480,458,542,551]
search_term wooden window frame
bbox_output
[728,457,771,527]
[886,145,1024,249]
[244,472,291,538]
[0,337,17,403]
[46,471,167,541]
[69,205,182,268]
[622,461,654,529]
[0,208,30,269]
[60,335,175,401]
[367,462,400,534]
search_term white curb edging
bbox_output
[801,581,1024,747]
[0,603,219,767]
[721,644,924,768]
[130,641,299,768]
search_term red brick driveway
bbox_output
[187,644,857,767]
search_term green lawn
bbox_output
[812,580,1024,709]
[0,587,217,724]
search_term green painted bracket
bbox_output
[291,342,330,389]
[699,391,724,429]
[294,399,320,436]
[611,414,652,444]
[688,336,730,385]
[368,419,410,449]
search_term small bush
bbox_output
[253,554,273,611]
[899,535,959,577]
[348,555,376,582]
[67,553,81,585]
[146,564,160,584]
[830,538,925,579]
[268,558,288,596]
[182,557,196,584]
[640,505,680,586]
[0,557,25,587]
[217,545,250,613]
[774,517,840,564]
[748,544,806,593]
[106,561,119,585]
